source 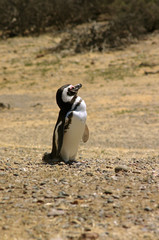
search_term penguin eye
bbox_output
[68,86,76,96]
[69,86,75,90]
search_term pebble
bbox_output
[57,191,69,198]
[0,103,10,109]
[78,232,99,240]
[13,173,19,176]
[107,198,114,203]
[2,225,9,230]
[3,196,10,200]
[40,181,46,186]
[122,223,130,229]
[44,193,53,199]
[113,203,121,208]
[114,166,129,173]
[86,172,93,176]
[47,208,65,217]
[112,195,120,199]
[144,207,152,212]
[103,190,113,195]
[0,172,6,176]
[37,198,45,203]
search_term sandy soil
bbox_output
[0,31,159,240]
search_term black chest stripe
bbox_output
[71,95,77,104]
[64,112,73,132]
[73,99,82,111]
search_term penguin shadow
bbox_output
[42,152,79,166]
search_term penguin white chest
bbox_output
[60,100,87,162]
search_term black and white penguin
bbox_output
[42,83,89,164]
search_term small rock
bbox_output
[114,166,129,173]
[78,232,99,240]
[77,195,84,200]
[37,198,44,203]
[36,54,44,58]
[122,223,130,229]
[113,203,121,208]
[2,225,9,230]
[44,193,53,199]
[103,190,113,195]
[40,181,46,186]
[0,172,6,176]
[0,103,10,109]
[111,175,118,181]
[31,103,43,108]
[107,198,114,203]
[57,191,69,198]
[13,173,19,176]
[3,196,10,200]
[47,208,65,217]
[144,207,152,212]
[14,161,20,165]
[86,172,93,176]
[132,170,141,174]
[84,227,92,232]
[71,199,84,205]
[104,176,110,180]
[112,195,120,199]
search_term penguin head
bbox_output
[56,84,82,110]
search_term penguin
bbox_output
[42,83,89,164]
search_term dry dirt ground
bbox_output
[0,31,159,240]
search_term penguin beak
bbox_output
[74,83,82,92]
[69,84,82,93]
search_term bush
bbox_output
[0,0,105,37]
[0,0,159,43]
[0,0,55,37]
[109,0,159,37]
[49,0,159,54]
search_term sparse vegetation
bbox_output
[85,60,138,83]
[98,64,136,80]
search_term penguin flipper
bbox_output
[56,118,66,156]
[82,124,89,143]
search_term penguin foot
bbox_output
[62,159,78,165]
[42,152,60,165]
[42,153,79,165]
